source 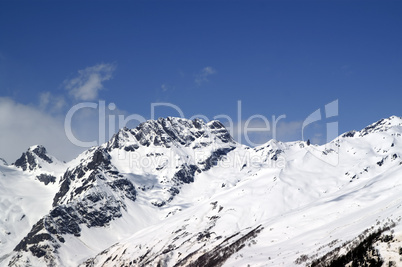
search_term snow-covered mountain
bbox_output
[2,116,402,266]
[0,145,64,264]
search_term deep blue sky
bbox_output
[0,0,401,161]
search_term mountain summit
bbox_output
[14,145,53,171]
[107,117,234,151]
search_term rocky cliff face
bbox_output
[107,117,234,151]
[12,145,65,186]
[11,147,137,266]
[14,145,53,171]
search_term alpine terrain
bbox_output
[2,116,402,266]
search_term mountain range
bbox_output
[2,116,402,266]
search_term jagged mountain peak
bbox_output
[107,117,234,151]
[12,145,66,186]
[342,115,402,138]
[28,145,52,162]
[361,115,402,134]
[253,139,312,160]
[13,145,54,171]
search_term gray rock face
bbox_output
[12,147,137,265]
[107,117,234,151]
[36,174,56,185]
[14,145,53,171]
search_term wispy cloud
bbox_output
[311,133,323,145]
[0,63,121,162]
[64,63,116,101]
[161,84,169,92]
[0,59,141,164]
[195,66,216,86]
[275,120,303,141]
[39,91,66,113]
[0,97,84,162]
[223,119,303,146]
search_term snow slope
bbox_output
[0,146,65,264]
[2,116,402,266]
[82,116,402,266]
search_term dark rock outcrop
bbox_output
[14,145,53,171]
[36,174,56,185]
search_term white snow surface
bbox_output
[2,116,402,266]
[0,150,65,264]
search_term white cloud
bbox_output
[0,96,140,163]
[160,84,176,93]
[223,119,303,146]
[275,120,303,141]
[39,91,66,113]
[161,84,168,92]
[195,66,216,86]
[0,63,131,163]
[0,97,85,163]
[311,133,323,145]
[39,91,51,108]
[64,63,116,101]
